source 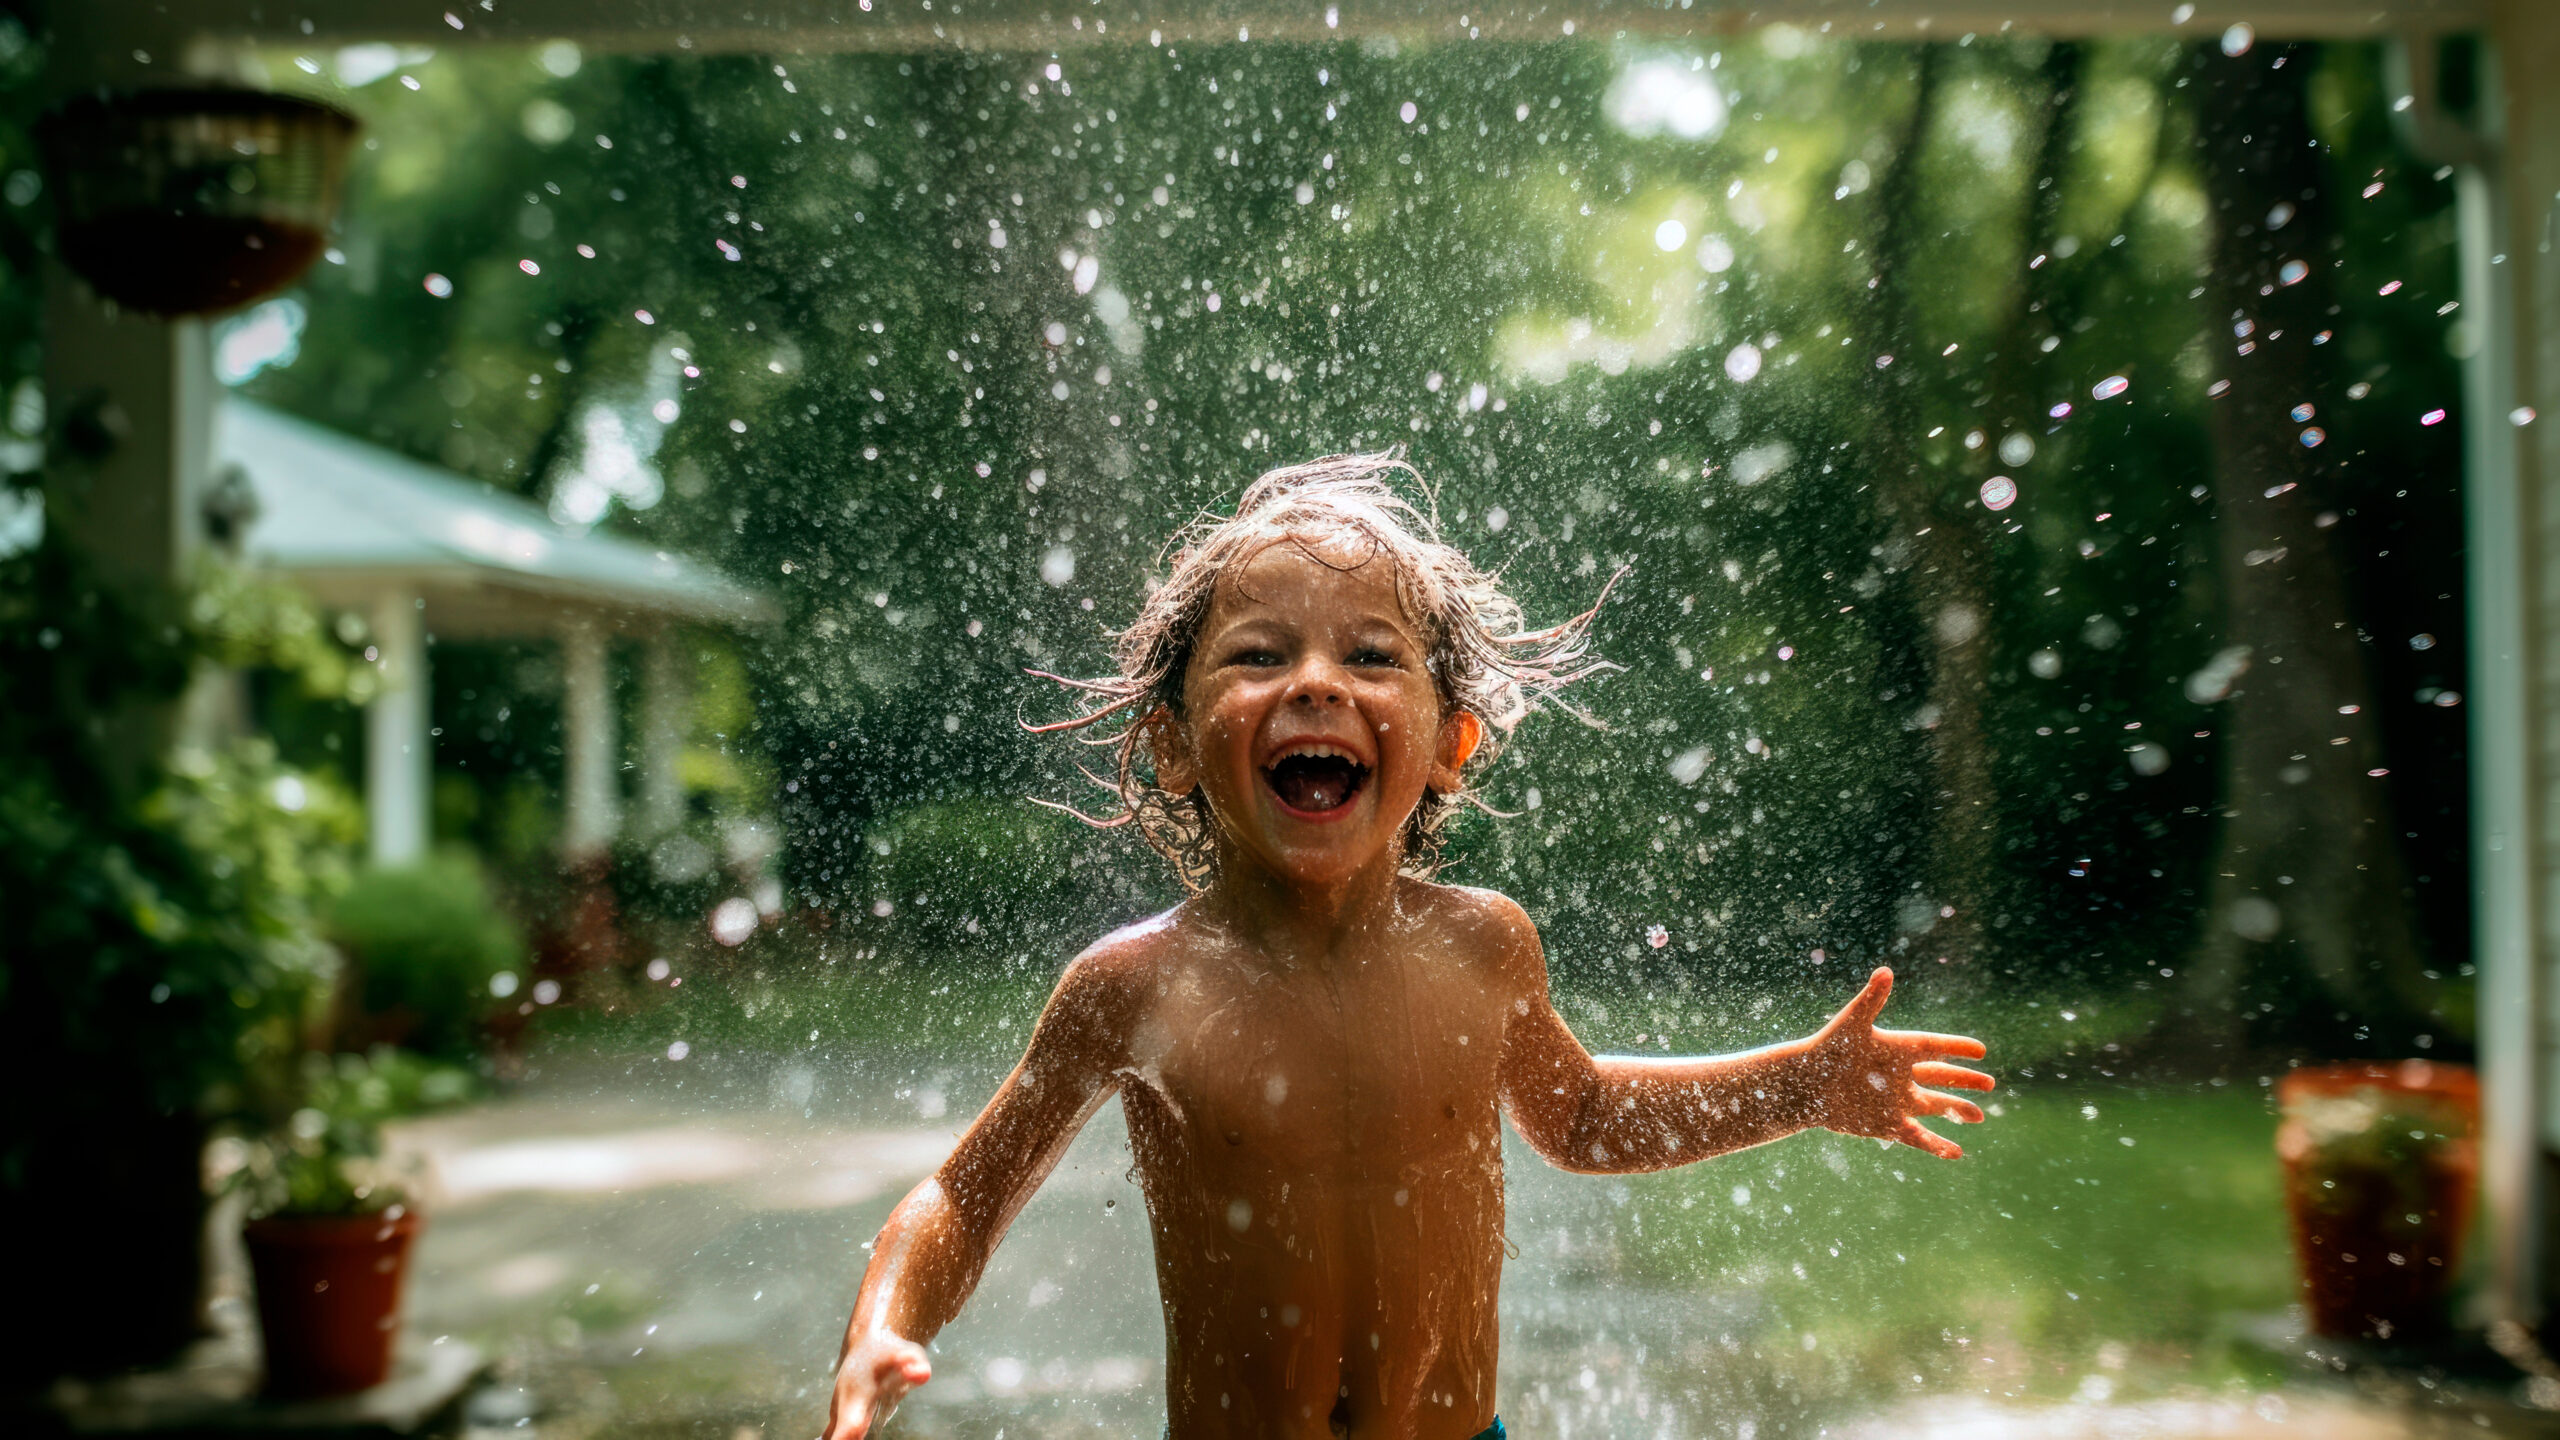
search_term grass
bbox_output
[1555,1080,2311,1421]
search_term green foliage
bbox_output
[328,849,528,1059]
[862,798,1115,950]
[232,1047,479,1218]
[0,540,365,1180]
[253,31,2467,1053]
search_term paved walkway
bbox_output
[389,1055,2560,1440]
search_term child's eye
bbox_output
[1230,648,1283,668]
[1349,648,1399,668]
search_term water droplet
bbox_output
[2410,633,2437,651]
[1696,234,1736,273]
[1653,218,1688,252]
[2291,403,2316,422]
[422,272,453,298]
[2220,22,2255,56]
[667,1040,691,1061]
[1399,100,1418,123]
[517,258,541,276]
[1980,476,2018,511]
[1040,545,1077,587]
[711,897,758,946]
[1999,431,2037,466]
[2421,408,2447,426]
[1723,343,1762,383]
[2512,406,2538,427]
[1645,924,1669,949]
[2278,259,2309,285]
[2299,427,2325,447]
[2091,375,2129,401]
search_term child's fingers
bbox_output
[1897,1117,1964,1160]
[1912,1061,1996,1091]
[1837,967,1895,1028]
[1915,1087,1986,1125]
[1882,1028,1988,1061]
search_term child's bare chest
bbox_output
[1132,950,1509,1179]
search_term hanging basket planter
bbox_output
[38,87,357,318]
[2275,1060,2479,1342]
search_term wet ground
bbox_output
[387,1048,2560,1440]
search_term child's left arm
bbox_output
[1502,942,1992,1172]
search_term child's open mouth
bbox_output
[1263,749,1370,816]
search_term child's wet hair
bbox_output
[1031,451,1617,889]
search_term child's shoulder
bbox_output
[1061,906,1187,987]
[1400,878,1543,956]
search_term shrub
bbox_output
[328,850,525,1058]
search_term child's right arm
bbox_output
[821,935,1149,1440]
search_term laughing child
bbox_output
[823,454,1992,1440]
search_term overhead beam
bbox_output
[72,0,2489,71]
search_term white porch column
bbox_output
[41,272,214,596]
[561,619,621,860]
[365,589,429,867]
[2500,0,2560,1323]
[636,633,689,839]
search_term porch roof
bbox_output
[219,398,772,631]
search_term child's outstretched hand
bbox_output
[822,1328,932,1440]
[1799,967,1993,1159]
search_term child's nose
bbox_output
[1286,660,1348,706]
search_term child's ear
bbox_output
[1145,707,1199,796]
[1429,709,1483,793]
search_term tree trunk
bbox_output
[2184,41,2435,1044]
[1863,46,2000,972]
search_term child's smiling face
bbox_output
[1162,536,1476,889]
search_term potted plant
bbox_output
[234,1050,459,1398]
[2275,1059,2480,1342]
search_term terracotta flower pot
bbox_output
[2275,1060,2478,1342]
[243,1207,422,1398]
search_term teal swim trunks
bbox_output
[1164,1419,1502,1438]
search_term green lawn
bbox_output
[1568,1081,2312,1413]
